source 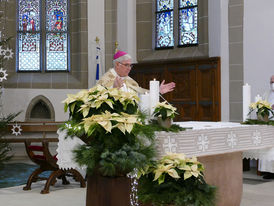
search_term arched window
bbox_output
[155,0,174,48]
[155,0,198,48]
[178,0,198,46]
[17,0,69,71]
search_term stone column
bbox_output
[208,0,230,121]
[117,0,137,63]
[88,0,105,88]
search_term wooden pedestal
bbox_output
[86,174,131,206]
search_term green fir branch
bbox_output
[242,119,274,126]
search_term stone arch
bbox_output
[25,95,55,122]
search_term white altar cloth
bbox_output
[156,122,274,157]
[56,129,86,170]
[56,122,274,169]
[176,121,244,130]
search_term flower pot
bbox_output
[257,114,269,122]
[86,174,131,206]
[157,117,172,128]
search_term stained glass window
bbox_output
[18,0,41,71]
[46,0,68,71]
[179,0,198,46]
[17,0,69,71]
[156,0,174,48]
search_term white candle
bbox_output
[149,79,159,115]
[243,83,251,122]
[139,92,150,115]
[255,94,262,102]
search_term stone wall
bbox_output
[136,0,209,62]
[2,0,88,89]
[104,0,117,70]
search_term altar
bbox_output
[57,121,274,206]
[154,122,274,206]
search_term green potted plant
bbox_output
[138,153,216,206]
[62,84,156,206]
[249,99,274,122]
[153,101,178,128]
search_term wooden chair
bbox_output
[6,122,86,194]
[23,139,86,194]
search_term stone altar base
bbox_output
[198,151,243,206]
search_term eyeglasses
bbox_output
[119,62,133,68]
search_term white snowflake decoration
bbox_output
[227,131,237,148]
[197,134,209,152]
[163,136,178,153]
[3,47,13,60]
[0,68,8,82]
[252,130,262,146]
[11,123,22,136]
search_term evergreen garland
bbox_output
[149,120,187,132]
[242,119,274,126]
[72,123,156,177]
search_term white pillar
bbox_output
[117,0,137,63]
[208,0,230,121]
[88,0,105,88]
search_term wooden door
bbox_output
[130,57,221,121]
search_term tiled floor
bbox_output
[0,179,86,206]
[0,167,274,206]
[241,168,274,206]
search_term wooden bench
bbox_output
[4,122,86,194]
[5,122,60,143]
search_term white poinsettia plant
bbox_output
[63,84,139,117]
[249,99,274,120]
[62,84,140,135]
[139,152,204,184]
[137,153,216,206]
[61,84,156,177]
[153,101,178,120]
[81,111,141,135]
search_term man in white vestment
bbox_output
[97,50,176,94]
[259,75,274,179]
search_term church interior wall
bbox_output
[104,0,117,71]
[136,0,209,63]
[208,0,230,121]
[3,0,273,124]
[1,0,88,121]
[2,88,82,121]
[244,0,274,101]
[3,0,88,90]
